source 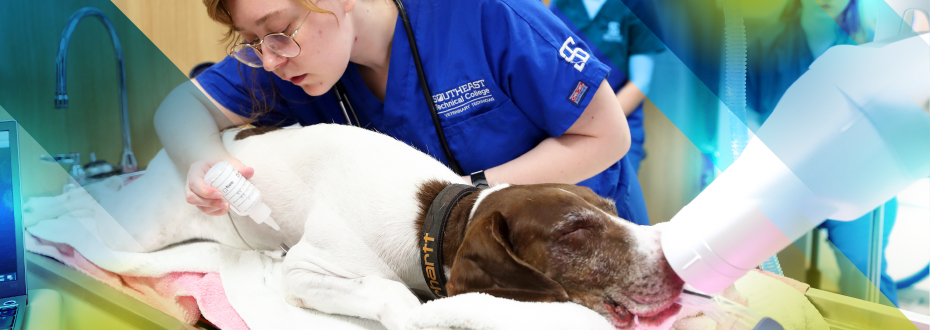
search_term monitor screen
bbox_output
[0,131,16,283]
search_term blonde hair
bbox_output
[203,0,336,45]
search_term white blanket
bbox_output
[25,176,827,330]
[24,177,617,330]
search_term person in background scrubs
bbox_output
[153,0,651,226]
[741,0,869,124]
[549,0,666,173]
[735,0,898,305]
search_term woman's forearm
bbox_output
[153,80,239,172]
[616,83,645,116]
[480,80,630,186]
[482,133,626,186]
[617,54,655,116]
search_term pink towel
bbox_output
[30,236,249,330]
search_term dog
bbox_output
[99,124,684,330]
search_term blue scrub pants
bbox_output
[627,146,644,174]
[818,198,898,306]
[627,103,646,173]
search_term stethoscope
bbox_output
[332,0,466,176]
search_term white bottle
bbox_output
[204,161,280,231]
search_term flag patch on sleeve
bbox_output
[567,81,590,107]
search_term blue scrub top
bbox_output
[550,0,666,172]
[196,0,650,226]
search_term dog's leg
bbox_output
[283,243,422,330]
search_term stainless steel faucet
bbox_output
[55,7,137,173]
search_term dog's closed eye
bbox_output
[557,214,598,239]
[561,227,587,238]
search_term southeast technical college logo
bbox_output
[431,79,496,118]
[560,37,590,72]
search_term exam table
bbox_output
[22,249,928,330]
[23,252,217,330]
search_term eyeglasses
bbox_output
[229,11,311,68]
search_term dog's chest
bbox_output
[296,198,425,284]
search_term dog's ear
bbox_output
[446,211,569,302]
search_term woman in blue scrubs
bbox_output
[154,0,651,226]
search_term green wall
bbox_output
[0,0,189,198]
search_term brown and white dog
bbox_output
[100,124,683,330]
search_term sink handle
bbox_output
[40,153,80,165]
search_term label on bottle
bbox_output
[205,162,260,216]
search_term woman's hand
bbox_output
[154,80,253,215]
[186,159,255,216]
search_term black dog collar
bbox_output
[420,184,479,299]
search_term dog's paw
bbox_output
[362,277,421,330]
[284,295,308,308]
[378,299,421,330]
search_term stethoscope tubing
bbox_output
[334,82,359,126]
[333,0,466,176]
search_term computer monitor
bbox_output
[0,120,25,302]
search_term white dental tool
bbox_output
[661,34,930,294]
[205,161,280,231]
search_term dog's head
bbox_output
[446,184,684,329]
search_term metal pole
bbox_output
[866,205,884,303]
